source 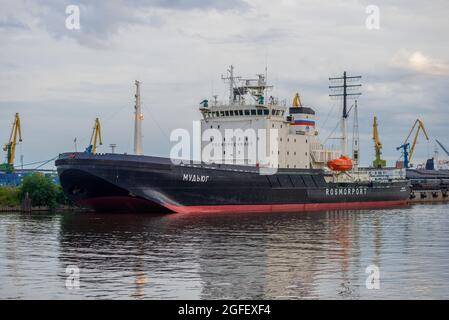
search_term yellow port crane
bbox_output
[85,118,102,154]
[397,119,429,168]
[372,116,386,168]
[1,113,22,172]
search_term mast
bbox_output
[329,71,362,156]
[221,65,237,105]
[229,65,234,105]
[352,100,359,169]
[134,80,143,155]
[341,111,347,155]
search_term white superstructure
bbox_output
[198,66,340,169]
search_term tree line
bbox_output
[0,173,70,209]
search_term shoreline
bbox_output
[2,200,449,214]
[0,205,84,213]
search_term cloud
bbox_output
[135,0,249,10]
[392,50,449,76]
[28,0,248,48]
[0,16,29,30]
[181,27,288,45]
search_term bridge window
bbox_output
[257,109,263,115]
[225,111,229,116]
[230,110,234,116]
[245,110,250,115]
[264,109,269,115]
[251,110,256,115]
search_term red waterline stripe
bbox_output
[164,200,408,214]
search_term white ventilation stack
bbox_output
[134,80,143,155]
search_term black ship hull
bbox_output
[406,169,449,191]
[55,153,410,214]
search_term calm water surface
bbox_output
[1,204,449,299]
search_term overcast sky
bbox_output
[1,0,448,169]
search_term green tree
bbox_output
[0,187,20,206]
[55,185,72,206]
[0,163,14,173]
[19,173,58,208]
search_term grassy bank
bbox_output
[0,172,73,211]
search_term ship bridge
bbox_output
[199,68,287,120]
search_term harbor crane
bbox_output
[397,119,429,168]
[85,118,102,154]
[372,116,386,168]
[1,113,22,172]
[436,139,449,157]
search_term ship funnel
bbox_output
[292,93,302,107]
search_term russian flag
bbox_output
[290,119,315,126]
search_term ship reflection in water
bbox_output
[1,205,449,299]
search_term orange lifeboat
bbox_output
[327,156,353,172]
